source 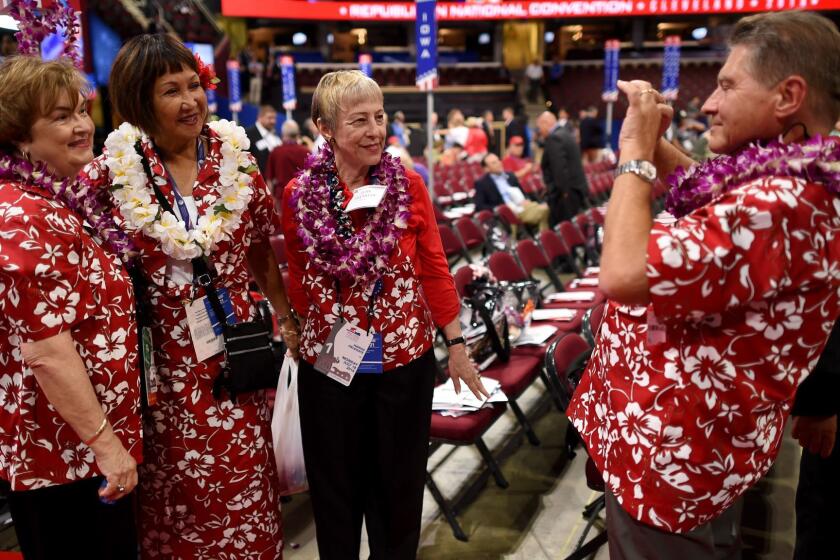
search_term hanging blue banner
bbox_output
[226,60,242,113]
[359,53,373,78]
[280,55,297,111]
[601,39,620,102]
[662,35,681,101]
[415,0,438,91]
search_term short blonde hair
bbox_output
[311,70,383,133]
[0,56,87,154]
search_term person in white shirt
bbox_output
[525,59,544,103]
[245,105,280,173]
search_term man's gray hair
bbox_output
[730,11,840,123]
[281,119,300,140]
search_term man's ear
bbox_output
[774,75,808,120]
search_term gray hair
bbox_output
[281,119,300,140]
[730,11,840,123]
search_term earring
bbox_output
[20,149,32,163]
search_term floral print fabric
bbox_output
[282,168,461,370]
[568,176,840,533]
[0,179,141,490]
[82,125,284,559]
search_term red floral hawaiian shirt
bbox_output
[568,176,840,532]
[282,169,460,370]
[0,179,142,490]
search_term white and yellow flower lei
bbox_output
[104,119,254,260]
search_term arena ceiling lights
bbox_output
[222,0,840,21]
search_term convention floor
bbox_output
[281,381,801,560]
[0,379,802,559]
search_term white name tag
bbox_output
[344,185,387,212]
[314,319,374,386]
[184,297,225,362]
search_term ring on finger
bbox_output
[117,485,126,493]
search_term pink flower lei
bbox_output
[290,143,412,289]
[11,0,83,69]
[666,135,840,218]
[0,152,136,266]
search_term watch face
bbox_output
[639,160,657,181]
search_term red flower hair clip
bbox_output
[194,53,220,91]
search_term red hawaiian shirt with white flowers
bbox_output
[0,179,142,490]
[568,176,840,533]
[283,169,460,370]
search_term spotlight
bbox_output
[544,31,555,43]
[292,32,307,46]
[692,27,708,40]
[478,33,491,45]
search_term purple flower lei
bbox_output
[290,143,412,289]
[0,152,136,266]
[11,0,83,69]
[665,135,840,218]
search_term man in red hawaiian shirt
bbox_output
[567,12,840,558]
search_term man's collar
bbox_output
[255,121,272,137]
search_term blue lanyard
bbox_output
[159,139,206,231]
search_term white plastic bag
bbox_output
[271,356,308,496]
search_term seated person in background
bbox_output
[439,142,466,166]
[265,119,310,196]
[474,154,549,232]
[502,135,539,180]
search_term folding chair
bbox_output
[438,223,472,266]
[455,216,490,256]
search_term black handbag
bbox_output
[192,258,280,402]
[138,147,279,402]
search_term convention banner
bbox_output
[359,53,373,78]
[280,55,297,111]
[661,35,681,101]
[222,0,840,21]
[226,60,242,113]
[601,39,620,103]
[415,0,438,91]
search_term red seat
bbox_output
[487,251,527,283]
[474,209,496,229]
[433,204,450,224]
[438,224,470,265]
[453,265,474,298]
[539,229,582,277]
[515,239,564,292]
[480,354,542,399]
[430,402,507,443]
[546,332,592,411]
[495,204,523,229]
[455,216,486,251]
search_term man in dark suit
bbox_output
[245,105,280,175]
[474,154,549,233]
[535,110,589,227]
[502,106,529,157]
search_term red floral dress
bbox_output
[0,178,141,490]
[282,169,460,369]
[82,126,284,559]
[568,176,840,533]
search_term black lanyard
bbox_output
[157,139,206,230]
[335,278,384,333]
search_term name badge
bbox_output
[141,327,159,407]
[314,319,374,386]
[184,288,237,362]
[357,333,383,374]
[344,185,387,212]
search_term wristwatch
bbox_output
[445,336,466,348]
[615,160,657,183]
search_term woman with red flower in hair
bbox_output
[81,34,299,559]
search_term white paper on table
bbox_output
[546,291,596,303]
[531,308,577,321]
[344,185,387,212]
[584,267,600,276]
[571,277,600,288]
[512,325,558,346]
